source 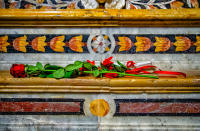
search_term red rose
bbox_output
[79,67,87,75]
[103,73,118,78]
[102,57,113,70]
[87,60,95,65]
[108,66,113,70]
[79,67,85,71]
[10,64,27,78]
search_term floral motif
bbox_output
[154,37,171,52]
[117,37,133,52]
[81,0,125,9]
[31,36,47,52]
[134,36,152,52]
[105,0,125,9]
[68,35,85,53]
[0,36,10,53]
[50,36,65,52]
[194,36,200,52]
[91,35,111,54]
[173,36,192,52]
[2,0,84,9]
[190,0,199,8]
[170,1,184,9]
[13,35,29,53]
[36,0,45,4]
[126,0,190,9]
[81,0,99,9]
[1,34,200,54]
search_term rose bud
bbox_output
[10,64,27,78]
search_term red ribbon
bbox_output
[153,71,186,77]
[140,70,151,74]
[125,65,186,77]
[126,65,156,74]
[126,61,135,68]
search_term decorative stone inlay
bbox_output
[87,34,115,54]
[90,99,109,117]
[0,98,85,115]
[0,34,200,54]
[114,99,200,116]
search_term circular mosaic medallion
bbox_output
[87,34,115,54]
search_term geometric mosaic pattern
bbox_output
[0,34,200,54]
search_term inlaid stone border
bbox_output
[0,34,200,54]
[114,99,200,116]
[0,98,85,115]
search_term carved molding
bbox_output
[0,9,200,27]
[0,71,200,93]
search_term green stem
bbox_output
[42,69,57,72]
[83,71,158,79]
[26,69,56,75]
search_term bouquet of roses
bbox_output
[10,57,186,79]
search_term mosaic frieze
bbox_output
[0,0,199,9]
[113,34,199,54]
[0,34,89,53]
[0,34,200,54]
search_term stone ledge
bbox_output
[0,71,200,93]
